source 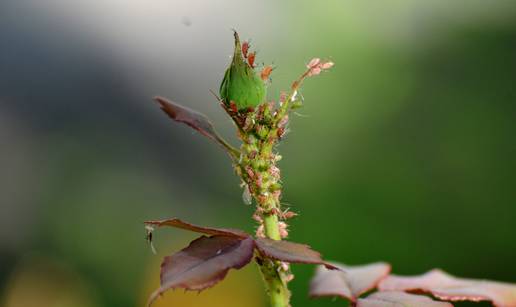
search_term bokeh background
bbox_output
[1,1,515,306]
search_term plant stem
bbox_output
[233,66,317,307]
[258,257,290,307]
[257,199,290,307]
[236,127,291,307]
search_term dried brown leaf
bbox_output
[144,218,249,239]
[148,235,255,306]
[254,238,336,269]
[379,269,516,307]
[154,96,239,158]
[309,261,391,302]
[357,291,453,307]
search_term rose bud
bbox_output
[220,31,267,111]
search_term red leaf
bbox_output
[144,218,249,239]
[379,269,516,307]
[309,261,391,302]
[357,291,453,307]
[254,238,336,269]
[154,96,238,158]
[148,235,255,306]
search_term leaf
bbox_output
[309,261,391,303]
[148,235,255,306]
[154,96,239,158]
[144,218,249,239]
[254,238,336,269]
[379,269,516,307]
[357,291,453,307]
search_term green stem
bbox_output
[235,76,317,306]
[258,257,290,307]
[254,173,290,307]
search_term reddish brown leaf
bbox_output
[154,96,239,158]
[144,218,249,239]
[379,269,516,307]
[254,238,336,269]
[148,235,255,306]
[357,291,453,307]
[309,261,391,302]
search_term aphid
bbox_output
[277,127,290,139]
[252,212,263,223]
[277,127,285,138]
[321,61,334,69]
[279,262,290,272]
[246,166,255,178]
[257,194,267,204]
[229,101,238,113]
[272,190,282,201]
[242,41,250,58]
[248,150,258,159]
[307,58,321,69]
[242,184,252,205]
[269,165,280,178]
[243,116,254,131]
[278,221,289,238]
[256,225,265,238]
[279,91,287,103]
[255,173,263,188]
[247,52,256,68]
[261,65,273,81]
[282,211,298,219]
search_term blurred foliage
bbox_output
[0,1,515,307]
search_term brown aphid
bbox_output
[242,41,250,58]
[277,127,285,138]
[261,65,273,81]
[246,166,255,178]
[247,52,256,68]
[229,101,238,113]
[282,211,298,220]
[252,213,263,223]
[270,207,280,216]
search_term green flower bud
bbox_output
[219,31,266,111]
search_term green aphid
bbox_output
[220,31,266,111]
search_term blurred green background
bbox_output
[1,1,515,306]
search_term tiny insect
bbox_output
[242,184,252,205]
[261,65,273,82]
[229,101,238,113]
[247,52,256,68]
[277,127,285,138]
[242,41,250,58]
[145,225,157,254]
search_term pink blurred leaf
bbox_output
[144,218,249,239]
[255,238,336,269]
[309,261,391,302]
[154,96,239,158]
[379,269,516,307]
[148,235,255,306]
[357,291,453,307]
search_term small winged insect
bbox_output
[145,225,157,254]
[242,183,252,205]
